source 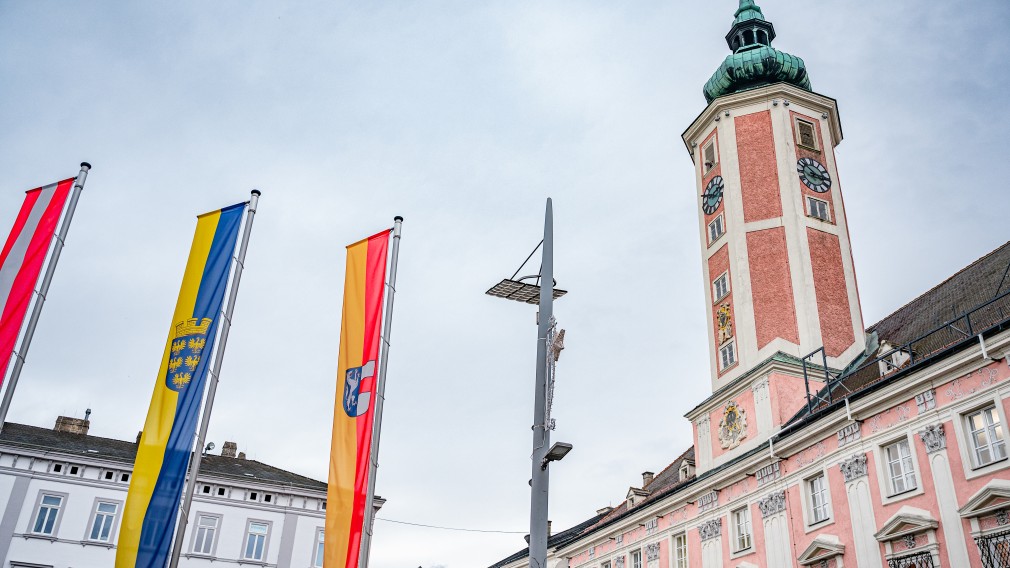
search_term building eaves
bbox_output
[487,512,607,568]
[0,422,326,491]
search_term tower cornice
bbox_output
[681,83,843,159]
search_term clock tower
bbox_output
[683,0,866,472]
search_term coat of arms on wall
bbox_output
[718,400,747,449]
[716,303,734,344]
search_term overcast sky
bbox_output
[2,1,1009,566]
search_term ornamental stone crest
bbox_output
[758,490,786,518]
[717,303,734,344]
[646,543,660,562]
[839,453,868,483]
[902,534,916,549]
[718,401,748,449]
[919,423,946,454]
[698,518,722,541]
[615,557,625,568]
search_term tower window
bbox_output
[807,197,830,222]
[707,214,725,244]
[713,272,730,302]
[703,140,718,174]
[719,340,737,370]
[795,119,819,151]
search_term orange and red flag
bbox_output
[325,229,390,568]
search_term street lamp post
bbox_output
[486,198,571,568]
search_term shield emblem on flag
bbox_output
[165,318,211,392]
[343,360,376,417]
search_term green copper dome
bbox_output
[703,0,811,103]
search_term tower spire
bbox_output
[702,0,811,103]
[734,0,765,24]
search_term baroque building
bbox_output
[492,2,1010,568]
[0,415,336,568]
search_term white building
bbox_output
[0,415,329,568]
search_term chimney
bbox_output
[642,471,654,487]
[237,452,246,460]
[136,431,143,444]
[596,506,613,515]
[54,415,89,436]
[222,441,238,458]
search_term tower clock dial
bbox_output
[701,176,724,215]
[797,158,831,192]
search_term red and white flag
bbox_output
[0,178,73,382]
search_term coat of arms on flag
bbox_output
[343,360,375,417]
[166,317,210,391]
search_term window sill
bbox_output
[803,517,835,535]
[729,545,754,560]
[708,233,726,249]
[81,540,114,548]
[21,533,57,542]
[797,144,820,153]
[881,484,925,506]
[972,457,1008,471]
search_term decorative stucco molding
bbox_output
[839,453,868,483]
[755,461,781,486]
[918,423,946,454]
[960,479,1010,519]
[758,490,786,518]
[837,422,861,447]
[752,377,769,402]
[615,556,625,568]
[645,542,660,562]
[797,534,845,566]
[697,490,719,512]
[915,389,936,412]
[698,518,722,541]
[873,506,938,542]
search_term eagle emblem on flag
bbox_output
[343,360,376,417]
[166,318,211,391]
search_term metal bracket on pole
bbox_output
[168,190,260,568]
[0,162,90,433]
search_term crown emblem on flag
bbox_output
[175,317,212,338]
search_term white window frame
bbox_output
[712,271,730,302]
[601,561,611,568]
[631,549,642,568]
[873,433,924,504]
[707,214,725,245]
[242,519,272,561]
[673,532,688,568]
[800,470,833,531]
[794,118,819,151]
[703,138,719,174]
[965,404,1007,467]
[719,339,737,371]
[312,527,325,567]
[29,491,68,537]
[190,512,222,556]
[85,498,122,544]
[730,506,753,555]
[950,394,1010,480]
[806,196,831,222]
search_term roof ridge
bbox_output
[868,240,1010,331]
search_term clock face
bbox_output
[701,176,724,215]
[797,158,831,192]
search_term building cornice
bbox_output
[681,83,842,159]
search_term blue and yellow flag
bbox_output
[116,203,245,568]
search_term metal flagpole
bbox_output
[529,198,553,568]
[359,215,403,568]
[0,162,90,432]
[168,190,260,568]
